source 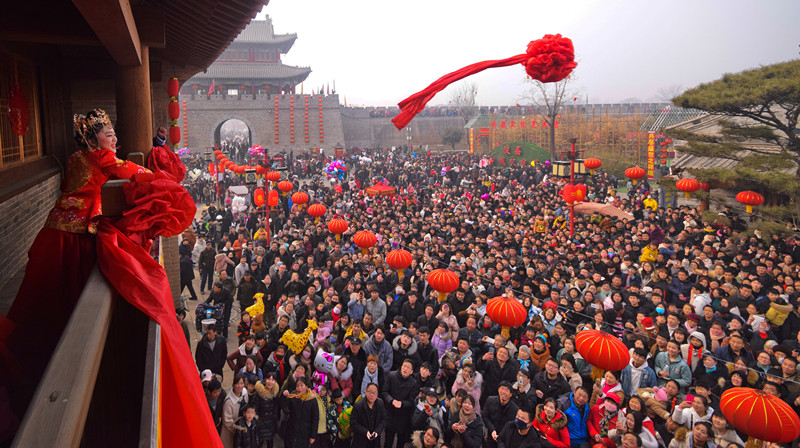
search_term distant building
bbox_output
[185,17,311,96]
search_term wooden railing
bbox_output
[11,152,162,447]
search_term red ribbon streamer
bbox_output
[392,34,577,130]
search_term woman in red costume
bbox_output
[0,109,150,435]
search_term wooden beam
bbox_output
[133,7,165,49]
[11,267,114,448]
[72,0,142,66]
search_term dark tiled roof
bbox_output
[140,0,267,73]
[189,62,311,81]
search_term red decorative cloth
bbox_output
[147,145,186,183]
[392,34,576,130]
[114,172,196,249]
[97,218,220,448]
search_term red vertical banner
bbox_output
[647,132,655,179]
[469,128,474,154]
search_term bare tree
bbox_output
[656,84,685,103]
[449,81,478,128]
[519,74,580,161]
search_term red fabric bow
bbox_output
[392,34,576,130]
[114,172,196,249]
[147,146,186,183]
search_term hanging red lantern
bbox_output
[256,166,266,175]
[573,184,587,202]
[167,77,180,97]
[386,249,412,279]
[8,84,30,136]
[278,180,294,196]
[698,182,710,192]
[486,296,527,339]
[291,191,309,208]
[736,191,764,213]
[353,230,377,255]
[720,388,800,443]
[253,189,265,207]
[583,157,602,174]
[307,204,327,223]
[169,126,181,145]
[676,178,700,199]
[267,171,281,184]
[208,163,216,175]
[268,190,279,207]
[328,218,348,241]
[168,101,180,120]
[428,269,460,302]
[575,329,630,371]
[562,184,576,203]
[624,166,646,185]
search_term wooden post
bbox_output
[115,45,153,162]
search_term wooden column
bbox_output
[115,45,153,162]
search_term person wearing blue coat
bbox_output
[557,387,591,448]
[653,341,692,392]
[620,347,658,398]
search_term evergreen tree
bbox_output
[668,59,800,232]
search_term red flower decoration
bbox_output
[524,34,577,83]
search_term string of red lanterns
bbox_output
[167,77,181,148]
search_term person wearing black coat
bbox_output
[179,254,198,301]
[284,378,319,448]
[250,375,280,448]
[195,327,228,377]
[479,347,520,407]
[531,359,571,401]
[351,383,388,448]
[206,282,235,339]
[233,406,260,448]
[237,272,259,310]
[382,359,420,448]
[483,383,520,448]
[496,408,552,448]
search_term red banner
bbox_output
[647,132,655,179]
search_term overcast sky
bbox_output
[255,0,800,107]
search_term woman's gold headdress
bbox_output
[73,109,112,147]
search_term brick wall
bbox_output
[0,174,61,289]
[180,94,467,152]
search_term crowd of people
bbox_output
[179,147,800,448]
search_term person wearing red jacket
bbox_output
[589,393,620,448]
[532,398,570,448]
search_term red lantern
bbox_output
[720,388,800,443]
[676,178,700,199]
[278,181,294,196]
[386,249,412,279]
[167,77,180,97]
[353,230,377,254]
[8,84,29,136]
[168,101,180,120]
[573,184,587,202]
[253,189,265,207]
[268,190,279,207]
[291,191,309,208]
[624,166,646,185]
[427,269,460,302]
[308,204,327,223]
[328,218,348,241]
[208,163,216,175]
[485,296,527,338]
[256,166,266,175]
[736,190,764,213]
[698,182,710,192]
[562,184,576,203]
[575,329,630,371]
[584,157,601,174]
[267,171,281,183]
[169,126,181,145]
